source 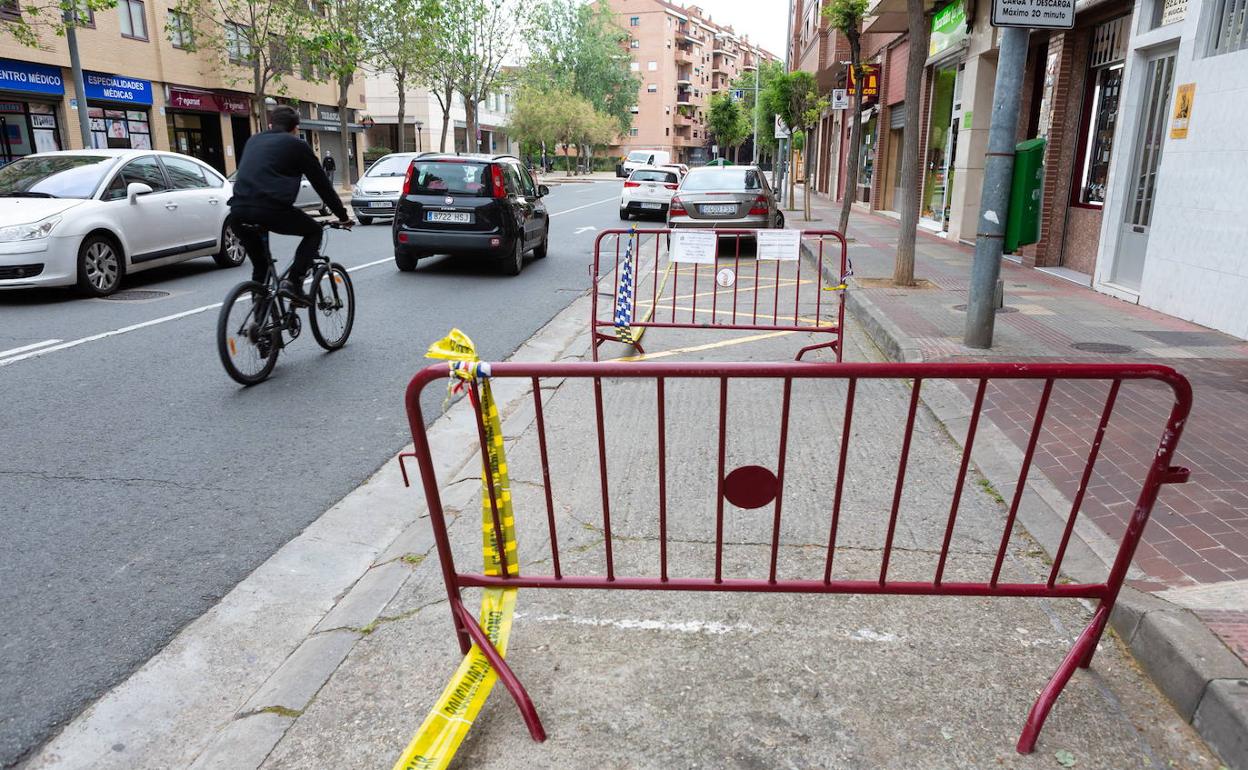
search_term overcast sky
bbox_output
[681,0,789,59]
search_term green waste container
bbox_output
[1004,137,1045,253]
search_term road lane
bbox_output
[0,180,623,766]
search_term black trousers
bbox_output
[229,205,323,284]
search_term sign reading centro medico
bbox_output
[84,72,152,105]
[992,0,1074,28]
[0,59,65,96]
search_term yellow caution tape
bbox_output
[392,329,519,770]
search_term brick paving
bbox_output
[793,194,1248,664]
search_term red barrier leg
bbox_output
[452,598,547,743]
[794,338,839,361]
[1016,603,1108,753]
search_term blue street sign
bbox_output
[83,71,153,105]
[0,59,65,96]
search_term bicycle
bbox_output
[216,219,355,386]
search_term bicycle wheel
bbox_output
[308,262,355,351]
[217,281,280,385]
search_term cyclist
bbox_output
[228,105,351,304]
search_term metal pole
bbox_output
[964,26,1029,349]
[66,20,93,148]
[752,57,760,165]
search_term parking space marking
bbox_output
[0,339,62,358]
[549,197,619,218]
[614,330,795,361]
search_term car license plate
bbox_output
[640,202,662,209]
[368,201,389,208]
[426,211,471,223]
[700,204,736,215]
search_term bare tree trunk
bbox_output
[838,31,863,235]
[464,97,478,153]
[337,74,352,189]
[804,124,814,221]
[395,72,407,152]
[787,141,795,210]
[894,0,931,287]
[434,82,452,152]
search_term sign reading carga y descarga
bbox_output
[991,0,1074,28]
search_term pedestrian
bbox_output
[322,151,336,185]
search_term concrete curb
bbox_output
[24,294,595,770]
[812,248,1248,770]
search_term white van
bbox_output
[619,149,673,178]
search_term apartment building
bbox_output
[604,0,778,165]
[0,1,364,179]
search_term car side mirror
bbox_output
[538,184,550,197]
[126,182,153,204]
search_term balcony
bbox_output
[675,46,695,64]
[674,112,693,127]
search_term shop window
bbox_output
[1208,0,1248,55]
[89,107,151,150]
[168,9,192,49]
[226,21,252,64]
[118,0,147,40]
[1073,17,1128,206]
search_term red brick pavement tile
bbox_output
[1195,610,1248,660]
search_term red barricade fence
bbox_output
[589,228,848,361]
[402,360,1192,754]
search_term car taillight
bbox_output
[401,162,414,197]
[490,164,506,198]
[669,197,687,216]
[747,195,769,215]
[664,183,678,190]
[624,181,640,188]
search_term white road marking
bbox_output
[574,226,597,234]
[0,257,400,368]
[549,196,618,218]
[0,339,62,358]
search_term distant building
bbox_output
[602,0,779,165]
[361,74,517,159]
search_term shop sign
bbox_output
[1170,83,1194,139]
[930,1,969,57]
[831,88,849,110]
[847,64,880,109]
[168,88,220,112]
[991,0,1075,28]
[84,72,152,105]
[219,95,250,114]
[317,106,340,122]
[1159,0,1187,25]
[0,59,65,96]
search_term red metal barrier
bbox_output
[589,228,848,361]
[402,361,1192,754]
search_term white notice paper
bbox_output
[756,229,801,261]
[669,230,717,265]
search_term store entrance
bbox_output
[231,115,252,163]
[169,112,226,173]
[921,63,963,232]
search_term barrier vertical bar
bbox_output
[880,379,923,585]
[814,237,823,322]
[691,263,700,325]
[934,379,987,585]
[752,255,760,323]
[469,381,510,579]
[824,378,857,582]
[991,379,1054,587]
[732,236,741,323]
[772,256,781,324]
[657,377,669,583]
[1047,380,1121,587]
[532,377,561,580]
[714,377,728,584]
[769,378,793,583]
[592,377,615,580]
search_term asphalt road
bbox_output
[0,179,643,766]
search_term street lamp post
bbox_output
[414,120,423,152]
[65,13,92,148]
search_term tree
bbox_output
[170,0,311,130]
[2,0,115,47]
[707,94,749,162]
[766,70,827,221]
[824,0,868,235]
[442,0,524,153]
[365,0,440,153]
[893,0,932,286]
[509,88,614,174]
[508,87,561,157]
[306,0,372,185]
[731,59,784,167]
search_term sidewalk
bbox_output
[22,232,1235,769]
[789,187,1247,762]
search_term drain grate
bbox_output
[1071,341,1134,354]
[952,303,1018,313]
[101,290,171,301]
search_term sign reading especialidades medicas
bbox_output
[83,71,152,105]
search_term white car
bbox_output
[619,165,681,220]
[351,152,422,224]
[0,149,243,296]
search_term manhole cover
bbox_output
[1071,342,1134,354]
[952,303,1018,313]
[101,290,170,301]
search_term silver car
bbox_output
[667,165,784,230]
[351,152,422,224]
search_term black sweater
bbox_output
[228,130,347,219]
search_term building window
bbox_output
[629,61,640,72]
[630,38,639,48]
[647,83,657,93]
[1074,17,1129,206]
[269,36,292,74]
[118,0,147,39]
[647,60,657,71]
[665,127,670,136]
[226,22,252,64]
[168,9,192,48]
[629,128,639,136]
[629,15,639,26]
[1208,0,1248,55]
[62,1,95,26]
[299,52,315,80]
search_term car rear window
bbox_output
[366,155,412,177]
[682,168,762,191]
[630,169,677,184]
[410,161,490,196]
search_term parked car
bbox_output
[667,165,785,231]
[351,152,422,224]
[0,150,244,296]
[618,149,672,178]
[227,169,328,213]
[392,153,550,276]
[619,165,681,220]
[660,163,690,179]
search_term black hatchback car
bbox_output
[392,153,550,275]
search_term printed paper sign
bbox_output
[1170,83,1194,139]
[669,230,717,265]
[716,267,736,287]
[756,229,801,261]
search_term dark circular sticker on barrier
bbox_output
[723,465,779,509]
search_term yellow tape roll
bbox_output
[392,330,520,770]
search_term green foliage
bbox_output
[2,0,116,48]
[507,87,616,171]
[525,0,640,133]
[791,130,805,152]
[764,70,827,134]
[732,59,784,155]
[822,0,869,35]
[707,94,749,156]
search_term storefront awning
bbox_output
[863,0,944,32]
